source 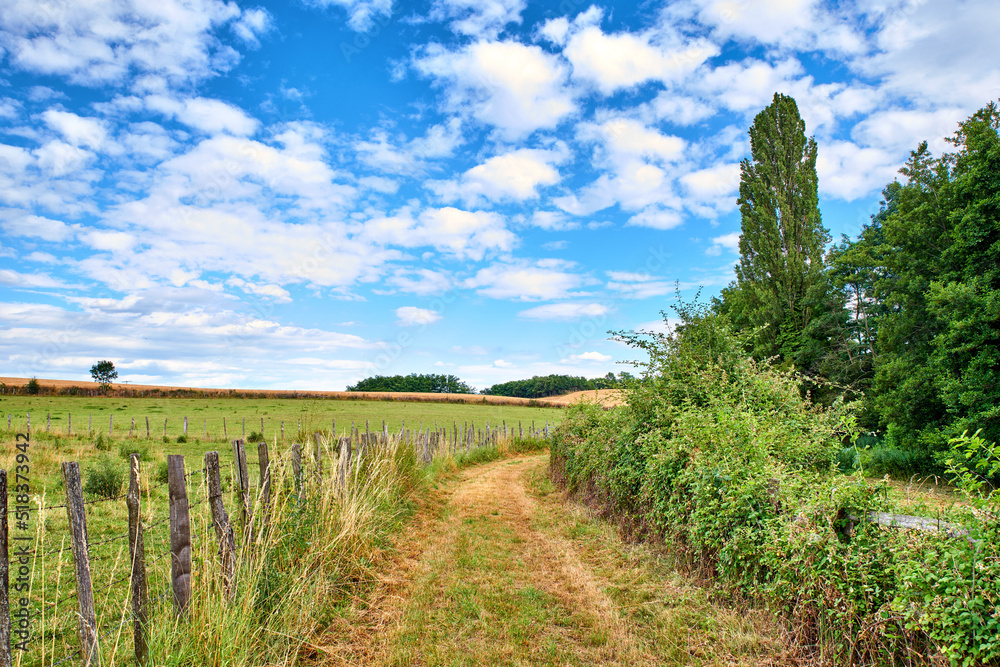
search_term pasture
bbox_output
[0,394,557,666]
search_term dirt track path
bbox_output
[317,454,785,666]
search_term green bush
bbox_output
[84,456,124,498]
[176,434,188,443]
[94,432,110,451]
[118,442,151,461]
[548,302,1000,663]
[153,460,169,486]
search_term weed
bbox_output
[118,441,152,461]
[84,455,124,498]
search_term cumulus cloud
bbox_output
[414,40,575,138]
[301,0,392,32]
[465,259,587,301]
[428,147,563,205]
[0,0,249,87]
[430,0,525,38]
[145,95,260,136]
[706,232,740,256]
[395,306,442,326]
[362,207,515,261]
[554,11,718,94]
[41,110,109,150]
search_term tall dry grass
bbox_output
[17,427,546,666]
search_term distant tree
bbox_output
[346,373,473,393]
[90,360,118,393]
[24,377,41,395]
[727,93,833,369]
[482,374,621,398]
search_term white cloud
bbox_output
[493,359,513,368]
[0,268,77,290]
[518,302,609,321]
[626,206,684,230]
[41,110,109,150]
[429,148,563,205]
[227,278,292,303]
[465,259,587,301]
[0,0,248,86]
[232,7,273,47]
[851,107,965,155]
[302,0,392,32]
[561,21,717,94]
[680,162,741,217]
[430,0,525,38]
[679,0,865,55]
[33,141,94,177]
[706,232,740,256]
[816,140,898,201]
[414,40,575,138]
[862,0,1000,109]
[562,351,611,363]
[387,268,451,295]
[396,306,442,326]
[606,272,675,299]
[146,95,259,136]
[1,214,76,242]
[361,207,515,261]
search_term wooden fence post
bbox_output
[68,413,72,435]
[183,417,188,435]
[223,417,227,438]
[313,433,323,483]
[130,418,134,438]
[168,455,192,617]
[146,416,150,438]
[46,413,50,432]
[291,443,303,495]
[205,452,236,598]
[0,470,10,667]
[338,436,352,492]
[231,440,250,532]
[126,455,148,665]
[280,421,284,440]
[258,442,271,529]
[109,414,113,434]
[163,419,167,437]
[62,462,99,666]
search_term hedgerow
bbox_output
[550,303,1000,665]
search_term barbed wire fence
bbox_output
[1,419,549,665]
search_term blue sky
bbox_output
[1,0,997,391]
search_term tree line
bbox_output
[346,373,474,393]
[481,372,630,398]
[712,93,999,473]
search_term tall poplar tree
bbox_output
[732,93,832,366]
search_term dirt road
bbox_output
[317,454,785,666]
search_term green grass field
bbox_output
[1,394,562,441]
[0,395,560,666]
